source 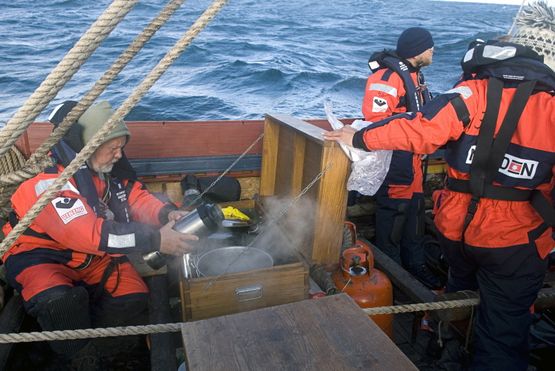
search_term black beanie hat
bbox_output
[396,27,434,59]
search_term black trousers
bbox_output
[440,234,548,371]
[375,189,426,271]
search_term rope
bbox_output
[362,289,555,316]
[0,0,138,158]
[0,0,229,253]
[508,0,528,35]
[0,0,186,187]
[3,289,555,344]
[0,147,29,218]
[362,298,479,316]
[0,147,26,176]
[0,323,183,344]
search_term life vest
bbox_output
[368,50,433,187]
[368,50,433,111]
[445,40,555,230]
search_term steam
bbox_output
[252,196,318,264]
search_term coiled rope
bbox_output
[0,0,138,158]
[0,147,27,218]
[5,290,555,344]
[0,0,229,253]
[0,0,186,188]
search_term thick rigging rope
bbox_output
[0,0,138,158]
[4,290,555,344]
[0,0,229,253]
[0,0,186,188]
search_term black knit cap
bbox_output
[396,27,434,59]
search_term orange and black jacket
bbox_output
[362,51,432,199]
[353,73,555,257]
[2,163,176,267]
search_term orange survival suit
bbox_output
[361,50,439,288]
[1,102,179,360]
[352,40,555,370]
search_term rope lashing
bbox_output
[363,298,479,316]
[0,0,187,187]
[0,0,229,253]
[0,0,138,158]
[4,289,555,344]
[362,289,555,316]
[0,323,184,344]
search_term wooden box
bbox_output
[259,114,350,266]
[179,114,349,321]
[179,256,308,321]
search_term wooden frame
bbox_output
[259,114,350,266]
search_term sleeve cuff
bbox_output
[158,203,179,225]
[352,130,369,151]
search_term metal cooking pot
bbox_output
[196,246,273,277]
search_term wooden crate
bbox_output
[179,258,308,321]
[179,114,348,321]
[259,114,350,266]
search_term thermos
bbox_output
[143,203,224,270]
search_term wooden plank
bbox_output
[311,141,349,266]
[275,127,295,196]
[181,294,417,371]
[16,118,354,160]
[267,114,330,144]
[15,120,265,159]
[291,133,306,194]
[259,117,280,197]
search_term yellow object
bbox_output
[221,206,250,221]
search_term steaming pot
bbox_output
[195,246,273,277]
[143,203,224,270]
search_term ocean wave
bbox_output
[0,0,517,123]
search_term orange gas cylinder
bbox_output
[332,241,393,338]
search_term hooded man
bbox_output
[361,27,440,289]
[2,101,196,369]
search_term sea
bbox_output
[0,0,518,124]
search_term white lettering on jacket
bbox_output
[52,197,87,224]
[466,145,538,179]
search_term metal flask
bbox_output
[143,203,224,270]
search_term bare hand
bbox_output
[159,220,199,256]
[167,209,189,222]
[322,126,357,146]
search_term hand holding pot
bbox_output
[159,220,199,256]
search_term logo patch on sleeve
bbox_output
[52,197,87,224]
[372,97,388,112]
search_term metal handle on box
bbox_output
[235,284,263,302]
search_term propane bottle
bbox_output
[332,240,393,338]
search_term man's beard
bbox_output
[97,163,114,173]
